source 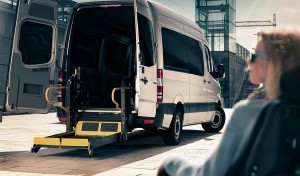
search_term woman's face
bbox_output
[247,39,269,85]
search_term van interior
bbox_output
[67,5,136,109]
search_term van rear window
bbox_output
[19,21,53,65]
[138,14,154,66]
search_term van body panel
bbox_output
[173,95,185,106]
[138,101,156,117]
[163,70,189,107]
[182,19,206,43]
[204,73,220,120]
[149,0,222,128]
[6,0,57,113]
[188,73,208,124]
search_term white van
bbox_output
[7,0,225,146]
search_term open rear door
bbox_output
[6,0,58,113]
[135,0,157,117]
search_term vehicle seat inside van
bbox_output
[229,64,300,176]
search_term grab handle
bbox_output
[45,86,69,112]
[111,87,130,114]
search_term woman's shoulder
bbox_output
[233,99,268,110]
[223,100,270,138]
[230,100,269,121]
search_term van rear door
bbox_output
[6,0,58,113]
[135,1,157,117]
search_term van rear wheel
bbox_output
[162,109,182,146]
[202,107,225,133]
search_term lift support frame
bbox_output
[31,75,130,155]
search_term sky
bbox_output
[152,0,300,51]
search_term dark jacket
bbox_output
[159,100,269,176]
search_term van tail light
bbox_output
[144,119,154,124]
[58,117,66,123]
[58,70,63,103]
[57,70,66,122]
[157,69,163,105]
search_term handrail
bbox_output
[111,87,130,114]
[45,86,69,112]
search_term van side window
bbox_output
[162,28,188,72]
[204,45,214,74]
[138,14,154,66]
[19,21,53,65]
[186,38,204,76]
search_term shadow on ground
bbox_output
[0,128,218,175]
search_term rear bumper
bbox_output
[128,105,165,129]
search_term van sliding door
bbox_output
[6,0,57,113]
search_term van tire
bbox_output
[162,109,183,145]
[202,106,225,133]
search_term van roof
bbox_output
[147,0,206,42]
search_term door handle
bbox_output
[140,77,148,85]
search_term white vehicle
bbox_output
[7,0,225,153]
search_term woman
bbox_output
[246,37,269,100]
[157,28,300,176]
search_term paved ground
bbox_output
[0,109,233,176]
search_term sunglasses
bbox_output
[250,51,268,63]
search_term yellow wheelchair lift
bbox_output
[31,76,130,155]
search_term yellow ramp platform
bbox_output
[32,121,122,155]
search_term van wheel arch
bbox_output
[175,103,184,117]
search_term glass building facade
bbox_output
[0,0,16,9]
[196,0,253,107]
[196,0,236,53]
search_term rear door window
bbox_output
[19,21,53,65]
[138,13,154,66]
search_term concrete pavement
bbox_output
[0,110,233,176]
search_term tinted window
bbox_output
[138,14,154,66]
[19,21,53,65]
[204,45,214,73]
[162,28,188,72]
[187,38,204,76]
